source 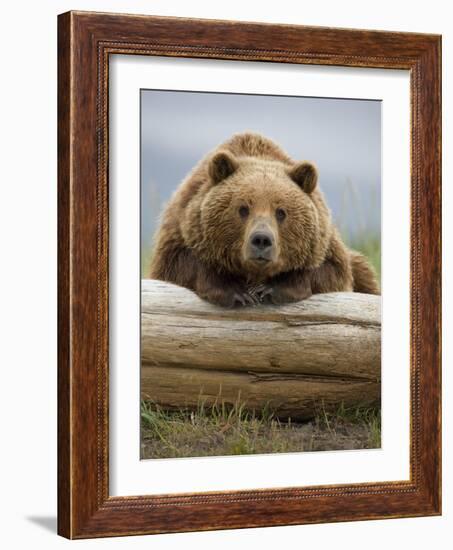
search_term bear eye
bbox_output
[276,208,286,222]
[239,205,249,219]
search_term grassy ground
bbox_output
[141,399,381,459]
[349,234,381,283]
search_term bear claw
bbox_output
[248,284,274,303]
[231,291,261,307]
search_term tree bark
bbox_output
[141,279,381,419]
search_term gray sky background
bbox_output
[141,90,381,253]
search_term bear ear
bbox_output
[209,150,239,184]
[288,162,318,193]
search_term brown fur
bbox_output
[149,132,380,307]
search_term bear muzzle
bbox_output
[250,231,274,260]
[245,220,278,265]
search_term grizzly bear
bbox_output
[149,132,379,307]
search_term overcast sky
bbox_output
[141,90,381,252]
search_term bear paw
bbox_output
[198,286,261,308]
[251,284,312,305]
[247,284,274,304]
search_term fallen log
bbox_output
[141,279,381,419]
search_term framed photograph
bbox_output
[58,11,441,538]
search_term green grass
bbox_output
[315,401,381,449]
[141,247,153,280]
[141,399,381,459]
[349,234,381,283]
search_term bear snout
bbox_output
[249,229,275,261]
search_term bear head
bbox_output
[180,149,333,282]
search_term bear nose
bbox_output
[251,232,273,251]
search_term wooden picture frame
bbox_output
[58,10,441,539]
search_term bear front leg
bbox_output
[258,255,353,305]
[195,268,260,308]
[257,270,312,305]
